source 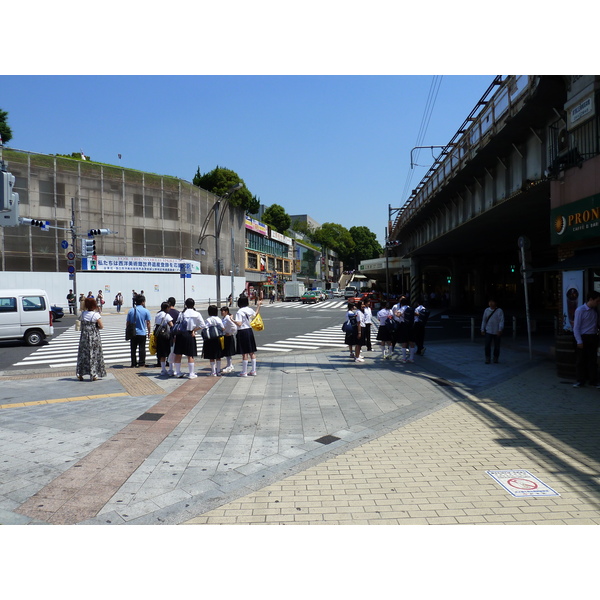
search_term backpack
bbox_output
[402,306,414,325]
[155,316,170,341]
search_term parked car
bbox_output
[50,305,64,321]
[0,288,54,346]
[301,291,320,304]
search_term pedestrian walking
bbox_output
[76,297,106,381]
[79,293,86,313]
[166,297,180,376]
[97,290,104,314]
[202,305,225,376]
[154,301,173,376]
[233,295,261,377]
[220,306,237,373]
[66,289,76,314]
[481,299,504,364]
[344,301,364,362]
[269,289,275,304]
[572,290,600,388]
[126,294,151,368]
[113,291,123,313]
[172,298,205,379]
[414,302,430,356]
[376,300,395,359]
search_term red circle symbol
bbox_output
[507,478,538,490]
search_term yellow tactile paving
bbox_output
[0,393,129,410]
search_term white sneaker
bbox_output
[222,365,234,373]
[249,370,257,376]
[355,356,365,363]
[238,372,248,377]
[188,373,197,379]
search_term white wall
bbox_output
[0,271,247,311]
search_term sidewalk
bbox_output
[1,333,600,525]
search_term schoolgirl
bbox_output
[362,299,374,352]
[220,306,237,374]
[172,297,205,379]
[233,295,261,377]
[154,301,173,376]
[394,297,417,363]
[376,300,395,359]
[344,301,363,362]
[202,305,225,376]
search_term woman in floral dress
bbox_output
[76,297,107,381]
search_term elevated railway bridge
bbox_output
[386,75,600,321]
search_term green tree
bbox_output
[193,165,259,213]
[261,203,291,233]
[312,222,356,259]
[347,226,383,268]
[0,109,13,144]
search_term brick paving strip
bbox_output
[15,376,219,525]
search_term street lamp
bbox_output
[197,182,243,304]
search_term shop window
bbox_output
[247,252,258,270]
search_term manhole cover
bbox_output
[315,435,341,445]
[137,412,164,421]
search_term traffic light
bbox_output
[0,170,18,211]
[82,238,96,257]
[88,228,111,236]
[0,170,20,227]
[20,218,49,230]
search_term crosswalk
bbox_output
[12,321,358,369]
[257,324,349,353]
[263,300,348,310]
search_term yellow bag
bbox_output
[250,313,264,331]
[148,332,157,355]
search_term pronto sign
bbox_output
[486,470,560,498]
[551,193,600,245]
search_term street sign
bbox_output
[66,251,75,261]
[61,240,69,250]
[486,470,560,497]
[68,265,75,274]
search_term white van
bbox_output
[0,289,54,346]
[344,286,358,299]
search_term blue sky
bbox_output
[1,3,584,248]
[1,75,494,243]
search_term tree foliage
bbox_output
[290,219,315,239]
[312,222,356,258]
[348,225,383,266]
[261,203,291,233]
[193,166,259,213]
[0,109,13,144]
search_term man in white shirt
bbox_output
[481,299,504,364]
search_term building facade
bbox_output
[0,149,247,308]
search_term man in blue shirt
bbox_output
[572,290,600,388]
[126,294,151,368]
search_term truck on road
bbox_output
[284,281,306,302]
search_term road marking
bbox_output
[0,392,128,410]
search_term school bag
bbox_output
[155,316,171,341]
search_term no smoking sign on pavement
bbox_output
[486,470,560,498]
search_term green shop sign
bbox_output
[551,193,600,244]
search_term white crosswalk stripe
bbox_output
[258,325,349,353]
[264,301,347,310]
[12,323,192,369]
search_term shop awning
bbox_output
[532,248,600,272]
